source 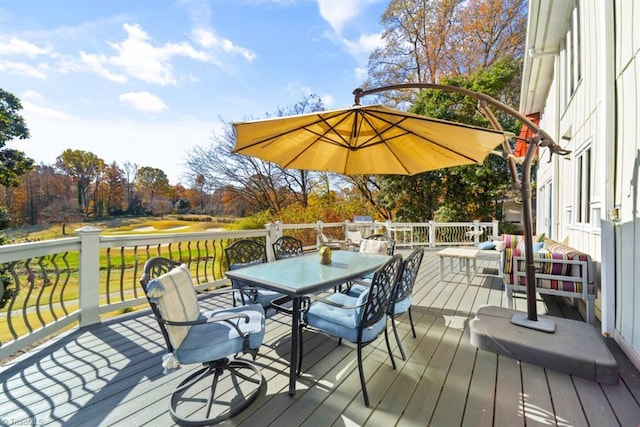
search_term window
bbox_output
[575,144,591,225]
[539,180,554,239]
[561,1,581,105]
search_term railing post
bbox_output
[316,220,324,249]
[265,222,279,262]
[76,226,102,327]
[428,221,436,247]
[492,220,500,239]
[472,219,481,245]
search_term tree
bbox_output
[341,175,393,220]
[272,95,325,208]
[364,0,526,106]
[0,89,34,188]
[136,166,170,214]
[376,58,522,221]
[55,149,105,216]
[102,162,126,215]
[122,161,139,213]
[185,94,325,216]
[41,196,82,235]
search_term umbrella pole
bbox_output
[509,136,556,332]
[476,103,555,331]
[355,84,569,332]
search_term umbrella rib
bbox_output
[276,110,357,171]
[233,104,506,176]
[363,111,485,163]
[236,110,353,150]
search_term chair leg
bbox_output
[357,343,370,407]
[384,325,397,369]
[390,315,406,361]
[408,307,416,338]
[169,358,263,426]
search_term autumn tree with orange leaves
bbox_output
[364,0,526,105]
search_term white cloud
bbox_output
[284,82,335,108]
[354,32,383,53]
[192,28,256,61]
[317,0,363,35]
[316,1,384,63]
[22,90,44,102]
[354,66,368,82]
[342,32,383,62]
[106,23,194,85]
[320,93,335,108]
[119,91,168,114]
[77,23,213,86]
[0,37,51,57]
[79,51,128,83]
[22,100,73,120]
[0,59,48,79]
[286,81,313,97]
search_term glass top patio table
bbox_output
[225,250,390,296]
[225,249,391,397]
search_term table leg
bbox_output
[289,296,300,396]
[439,256,444,281]
[465,259,471,286]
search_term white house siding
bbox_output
[613,0,640,363]
[528,0,640,367]
[535,0,604,319]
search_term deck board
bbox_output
[1,248,639,426]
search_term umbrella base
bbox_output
[470,305,618,384]
[510,311,556,333]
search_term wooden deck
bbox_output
[2,248,640,426]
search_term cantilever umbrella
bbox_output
[232,104,509,176]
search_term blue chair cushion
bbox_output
[251,289,285,307]
[391,294,412,315]
[345,283,369,297]
[175,304,265,364]
[306,290,386,343]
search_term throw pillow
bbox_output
[478,241,496,250]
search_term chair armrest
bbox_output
[269,295,294,315]
[160,312,250,327]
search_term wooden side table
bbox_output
[437,247,480,286]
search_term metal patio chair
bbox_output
[225,239,287,309]
[272,235,304,260]
[388,248,424,360]
[140,257,265,426]
[345,248,425,360]
[364,233,396,255]
[299,254,404,406]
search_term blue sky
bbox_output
[0,0,387,184]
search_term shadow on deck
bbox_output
[2,248,640,426]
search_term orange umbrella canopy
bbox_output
[233,104,509,176]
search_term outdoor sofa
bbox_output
[501,234,597,324]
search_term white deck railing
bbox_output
[0,219,498,359]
